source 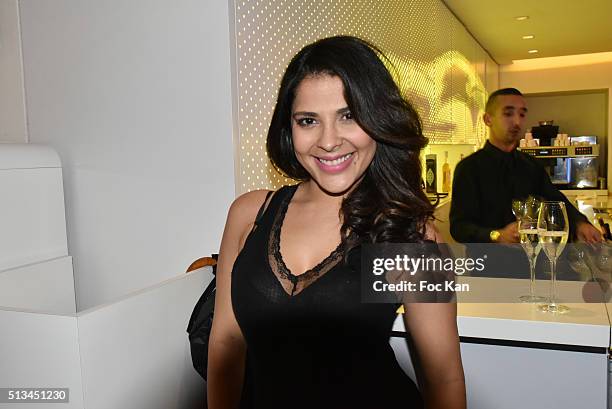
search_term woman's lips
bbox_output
[314,153,354,173]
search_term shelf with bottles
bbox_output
[421,144,476,194]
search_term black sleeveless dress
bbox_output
[232,185,423,409]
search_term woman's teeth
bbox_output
[318,153,352,166]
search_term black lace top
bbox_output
[232,185,423,409]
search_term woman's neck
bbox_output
[298,180,346,207]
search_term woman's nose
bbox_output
[318,124,342,152]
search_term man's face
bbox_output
[484,94,528,147]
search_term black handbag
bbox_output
[187,190,273,379]
[186,257,217,380]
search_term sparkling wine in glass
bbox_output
[518,218,545,303]
[512,199,525,220]
[537,201,570,313]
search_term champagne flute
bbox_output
[518,216,545,303]
[512,198,526,220]
[518,197,545,302]
[537,201,570,313]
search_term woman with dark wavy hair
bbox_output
[208,36,465,409]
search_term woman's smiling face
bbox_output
[291,74,376,195]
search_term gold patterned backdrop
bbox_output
[233,0,499,192]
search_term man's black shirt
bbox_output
[450,141,588,243]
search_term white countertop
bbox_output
[392,276,611,348]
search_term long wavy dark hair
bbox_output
[266,36,434,251]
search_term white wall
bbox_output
[500,56,612,188]
[0,256,76,314]
[0,308,84,409]
[0,0,27,142]
[19,0,236,310]
[0,267,212,409]
[76,268,211,409]
[0,144,68,271]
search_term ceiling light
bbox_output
[522,35,535,40]
[528,49,539,54]
[515,16,529,21]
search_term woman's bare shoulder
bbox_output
[226,189,274,232]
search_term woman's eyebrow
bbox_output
[292,107,350,117]
[292,111,318,117]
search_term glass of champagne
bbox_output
[518,207,545,303]
[537,201,570,313]
[512,198,526,220]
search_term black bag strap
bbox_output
[210,191,272,278]
[253,190,274,227]
[239,190,274,246]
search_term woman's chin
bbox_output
[309,174,364,197]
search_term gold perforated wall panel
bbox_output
[234,0,498,192]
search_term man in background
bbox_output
[450,87,602,245]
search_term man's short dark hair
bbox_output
[485,88,523,113]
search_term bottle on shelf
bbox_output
[441,151,451,193]
[425,154,437,194]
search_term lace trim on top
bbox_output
[268,186,344,297]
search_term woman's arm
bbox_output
[207,190,271,409]
[403,303,465,409]
[403,222,466,409]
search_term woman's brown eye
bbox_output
[297,118,315,126]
